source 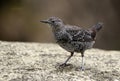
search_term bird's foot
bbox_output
[80,66,85,71]
[56,63,66,70]
[59,63,72,68]
[59,63,67,67]
[76,66,85,71]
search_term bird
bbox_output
[40,17,103,70]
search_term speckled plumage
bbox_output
[41,17,103,70]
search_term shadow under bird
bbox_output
[40,17,103,71]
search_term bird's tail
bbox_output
[91,22,103,32]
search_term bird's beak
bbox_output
[40,20,50,24]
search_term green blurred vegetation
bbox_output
[0,0,120,50]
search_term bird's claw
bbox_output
[59,63,67,67]
[75,66,85,71]
[80,66,85,71]
[55,63,66,70]
[59,63,72,69]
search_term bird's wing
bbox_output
[73,30,94,42]
[65,25,82,36]
[65,25,94,42]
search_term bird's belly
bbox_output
[58,41,95,52]
[58,43,74,52]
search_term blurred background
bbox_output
[0,0,120,50]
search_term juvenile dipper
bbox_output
[40,17,103,70]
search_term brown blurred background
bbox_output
[0,0,120,50]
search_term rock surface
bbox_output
[0,41,120,81]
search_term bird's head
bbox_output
[40,17,64,27]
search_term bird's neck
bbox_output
[51,25,64,33]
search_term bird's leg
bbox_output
[80,51,85,71]
[60,52,74,67]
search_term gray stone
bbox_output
[0,41,120,81]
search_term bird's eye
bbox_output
[51,21,55,23]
